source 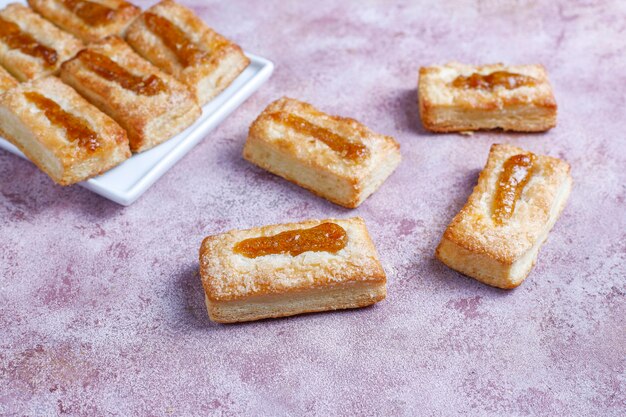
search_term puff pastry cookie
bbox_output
[243,97,402,208]
[199,217,387,323]
[436,144,572,289]
[28,0,141,43]
[0,76,130,185]
[125,0,250,105]
[0,3,83,81]
[419,63,557,132]
[0,65,17,93]
[60,35,201,152]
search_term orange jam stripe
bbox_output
[452,71,536,90]
[25,91,100,152]
[270,112,369,161]
[143,12,226,67]
[492,153,535,225]
[77,49,166,96]
[61,0,118,26]
[234,223,348,258]
[0,16,57,67]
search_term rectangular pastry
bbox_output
[199,217,387,323]
[0,65,17,93]
[0,3,83,81]
[125,0,250,105]
[418,63,557,132]
[27,0,141,43]
[0,76,131,185]
[243,97,402,208]
[435,144,572,289]
[60,35,201,152]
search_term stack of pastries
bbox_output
[0,0,249,185]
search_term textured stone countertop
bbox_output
[1,0,624,416]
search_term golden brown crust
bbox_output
[418,63,557,132]
[0,65,17,93]
[60,35,201,152]
[435,143,572,288]
[243,97,402,208]
[27,0,141,43]
[125,0,249,105]
[0,3,83,81]
[0,76,130,185]
[199,217,387,311]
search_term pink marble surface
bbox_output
[1,0,625,415]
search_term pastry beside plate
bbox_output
[199,217,387,323]
[436,144,571,288]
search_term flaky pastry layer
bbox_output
[0,3,83,81]
[243,97,402,208]
[60,35,201,152]
[435,143,571,288]
[418,63,557,132]
[125,0,249,105]
[28,0,141,42]
[0,76,130,185]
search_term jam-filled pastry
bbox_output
[0,76,130,185]
[199,217,387,323]
[125,0,250,105]
[436,144,571,289]
[0,65,17,93]
[28,0,141,43]
[0,3,83,81]
[418,63,557,132]
[60,35,201,152]
[243,97,402,208]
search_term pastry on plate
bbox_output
[28,0,141,42]
[0,65,17,93]
[0,3,83,81]
[435,143,572,289]
[0,76,130,185]
[199,217,387,323]
[243,97,402,208]
[125,0,250,105]
[418,63,557,132]
[60,35,201,152]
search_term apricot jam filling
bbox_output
[61,0,119,26]
[77,49,166,95]
[234,223,348,258]
[269,112,369,161]
[143,12,227,67]
[493,153,535,225]
[0,16,57,67]
[24,91,100,152]
[452,71,536,90]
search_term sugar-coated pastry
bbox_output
[125,0,250,105]
[243,97,402,208]
[0,3,83,81]
[0,76,130,185]
[28,0,141,43]
[436,144,572,289]
[199,217,387,323]
[419,63,557,132]
[60,35,201,152]
[0,65,18,93]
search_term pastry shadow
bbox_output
[173,262,221,330]
[394,88,432,136]
[0,155,124,220]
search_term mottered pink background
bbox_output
[1,0,625,416]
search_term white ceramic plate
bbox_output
[0,53,273,205]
